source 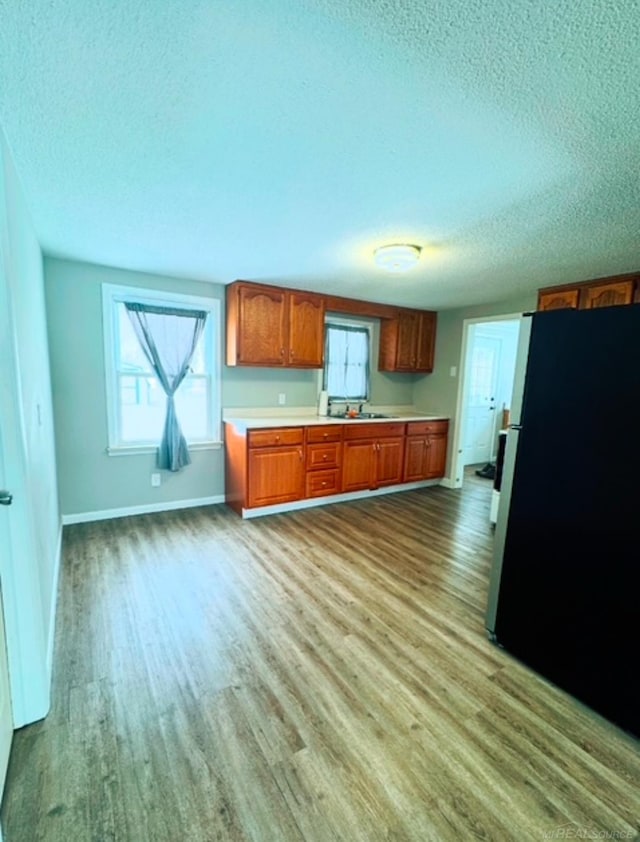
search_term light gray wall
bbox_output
[45,258,228,516]
[412,294,537,477]
[1,130,60,720]
[46,258,416,516]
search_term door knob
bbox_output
[0,491,13,506]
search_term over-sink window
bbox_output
[323,322,370,401]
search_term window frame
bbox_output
[322,316,373,403]
[102,283,222,454]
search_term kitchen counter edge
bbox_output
[224,413,449,434]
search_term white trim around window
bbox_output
[102,283,222,455]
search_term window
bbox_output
[323,322,370,401]
[102,284,221,451]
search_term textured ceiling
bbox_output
[1,0,639,309]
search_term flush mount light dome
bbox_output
[373,244,421,273]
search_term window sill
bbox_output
[106,441,223,457]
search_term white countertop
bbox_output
[223,407,449,433]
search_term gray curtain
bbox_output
[125,303,208,471]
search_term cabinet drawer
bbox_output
[305,469,341,498]
[248,427,303,448]
[343,422,406,441]
[406,420,449,436]
[306,425,343,443]
[306,442,341,470]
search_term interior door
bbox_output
[0,425,14,796]
[462,334,500,465]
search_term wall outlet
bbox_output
[151,473,161,487]
[449,366,457,377]
[278,393,286,405]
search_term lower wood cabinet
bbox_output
[403,421,449,481]
[247,427,305,508]
[225,419,449,515]
[342,423,405,492]
[248,446,305,508]
[305,425,342,498]
[224,425,305,512]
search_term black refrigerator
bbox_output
[486,305,640,738]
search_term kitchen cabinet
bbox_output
[225,423,306,512]
[581,280,634,309]
[226,282,324,367]
[246,427,305,508]
[403,420,449,481]
[227,280,439,373]
[538,289,579,311]
[342,422,405,492]
[378,309,437,373]
[305,425,342,498]
[538,272,639,312]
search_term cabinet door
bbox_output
[342,440,376,492]
[394,311,420,370]
[248,446,304,507]
[404,437,428,482]
[537,289,579,311]
[425,433,447,479]
[415,312,437,372]
[237,285,287,365]
[375,438,405,487]
[581,281,634,309]
[288,292,325,367]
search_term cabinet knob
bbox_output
[321,482,327,487]
[323,433,328,438]
[322,454,328,460]
[280,347,285,356]
[275,435,280,442]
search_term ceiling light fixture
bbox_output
[373,244,422,273]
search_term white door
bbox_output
[0,425,14,796]
[462,334,500,465]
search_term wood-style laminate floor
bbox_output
[3,478,639,841]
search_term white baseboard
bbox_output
[46,521,64,679]
[62,495,225,525]
[438,477,460,489]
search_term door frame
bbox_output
[450,313,522,489]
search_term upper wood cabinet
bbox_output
[581,280,634,309]
[287,291,325,367]
[378,309,437,373]
[538,272,639,312]
[227,280,438,373]
[538,288,579,311]
[226,282,324,367]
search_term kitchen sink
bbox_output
[328,412,396,419]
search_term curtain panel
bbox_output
[125,302,208,471]
[324,324,370,400]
